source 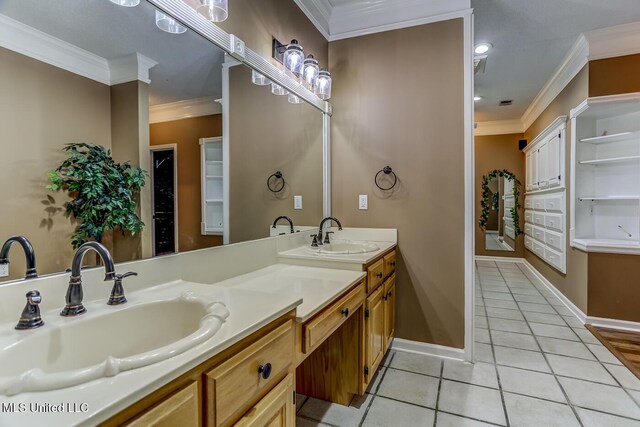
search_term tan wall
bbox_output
[329,19,466,348]
[0,47,112,281]
[150,115,224,252]
[228,66,324,243]
[523,67,589,312]
[589,53,640,97]
[217,0,328,67]
[475,134,525,258]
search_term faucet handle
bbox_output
[16,290,44,330]
[108,272,137,306]
[310,234,319,248]
[324,231,334,244]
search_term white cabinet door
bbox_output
[531,149,539,191]
[547,131,561,188]
[538,142,548,189]
[525,153,532,191]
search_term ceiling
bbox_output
[0,0,225,106]
[473,0,640,122]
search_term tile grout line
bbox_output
[515,261,640,411]
[431,360,444,427]
[495,263,585,427]
[357,351,396,427]
[478,261,511,427]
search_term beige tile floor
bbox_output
[295,260,640,426]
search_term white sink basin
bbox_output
[0,292,229,395]
[316,242,380,254]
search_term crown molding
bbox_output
[149,97,222,124]
[110,52,158,85]
[474,119,524,136]
[0,13,111,84]
[292,0,331,40]
[0,13,157,86]
[585,21,640,61]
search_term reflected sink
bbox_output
[0,292,229,395]
[317,242,380,254]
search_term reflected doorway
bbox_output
[151,145,178,256]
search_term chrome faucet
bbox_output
[60,242,116,317]
[317,217,342,245]
[272,216,294,234]
[0,236,37,279]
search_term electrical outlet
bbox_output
[359,195,368,210]
[294,195,303,210]
[0,263,8,278]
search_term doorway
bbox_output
[150,145,178,256]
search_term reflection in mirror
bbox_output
[0,0,324,282]
[480,170,522,252]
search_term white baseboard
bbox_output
[520,259,587,323]
[391,338,465,362]
[586,316,640,333]
[475,255,524,263]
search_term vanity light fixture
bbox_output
[315,69,332,100]
[109,0,140,6]
[474,96,483,102]
[251,70,271,86]
[196,0,228,22]
[474,43,492,55]
[288,93,304,104]
[155,11,187,34]
[271,83,289,96]
[283,40,304,76]
[303,54,319,90]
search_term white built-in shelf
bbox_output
[206,175,223,179]
[205,199,223,203]
[579,155,640,165]
[572,238,640,255]
[578,196,640,202]
[206,160,223,164]
[579,131,639,144]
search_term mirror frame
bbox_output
[148,0,332,219]
[479,169,523,238]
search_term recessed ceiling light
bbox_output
[474,43,492,55]
[474,96,482,102]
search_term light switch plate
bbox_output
[0,264,8,277]
[294,195,303,210]
[359,195,368,210]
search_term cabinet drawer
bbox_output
[533,198,545,211]
[303,281,365,353]
[532,240,546,258]
[233,374,294,427]
[524,236,533,250]
[524,210,533,223]
[206,321,294,427]
[544,246,564,271]
[383,251,396,278]
[524,223,533,237]
[126,382,199,427]
[367,259,385,293]
[544,229,563,251]
[533,212,545,227]
[524,197,534,210]
[544,213,563,232]
[532,226,545,243]
[544,194,564,213]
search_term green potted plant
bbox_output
[47,143,147,249]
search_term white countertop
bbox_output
[278,241,396,266]
[214,264,366,322]
[0,281,302,427]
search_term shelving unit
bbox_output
[569,93,640,254]
[200,137,226,236]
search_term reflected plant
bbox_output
[479,169,522,236]
[47,143,147,249]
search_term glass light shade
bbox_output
[155,11,187,34]
[288,93,304,104]
[251,70,271,86]
[271,83,289,96]
[283,40,304,76]
[302,55,319,90]
[315,70,332,100]
[109,0,140,6]
[197,0,228,22]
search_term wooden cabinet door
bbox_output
[233,374,294,427]
[365,285,385,385]
[125,382,200,427]
[384,278,396,352]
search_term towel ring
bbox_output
[267,171,285,193]
[375,166,397,191]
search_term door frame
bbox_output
[150,144,179,256]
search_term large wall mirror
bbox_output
[0,0,325,282]
[479,170,522,252]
